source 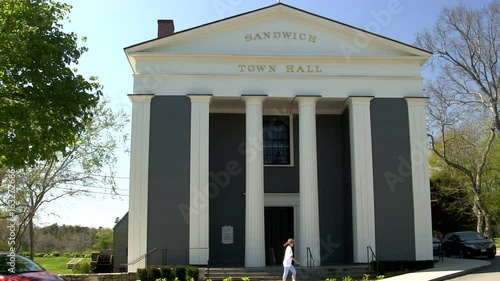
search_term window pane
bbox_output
[263,116,290,165]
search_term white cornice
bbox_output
[128,52,427,63]
[133,73,423,81]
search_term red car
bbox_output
[0,253,64,281]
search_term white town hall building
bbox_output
[116,3,433,271]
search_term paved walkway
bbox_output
[384,257,491,281]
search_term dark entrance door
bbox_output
[265,207,294,266]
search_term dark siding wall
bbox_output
[264,115,299,193]
[209,114,246,266]
[371,98,415,260]
[113,212,128,271]
[317,114,352,265]
[148,96,191,265]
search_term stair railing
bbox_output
[306,247,315,268]
[366,246,378,274]
[128,247,159,267]
[269,247,277,281]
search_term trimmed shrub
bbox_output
[174,267,186,281]
[186,267,198,281]
[160,267,174,281]
[73,261,92,274]
[138,266,199,281]
[137,268,149,281]
[50,251,61,257]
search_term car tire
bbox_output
[459,249,466,259]
[487,253,495,259]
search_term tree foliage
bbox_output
[416,1,499,238]
[0,99,127,259]
[0,0,102,169]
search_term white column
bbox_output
[297,96,321,266]
[127,94,154,272]
[242,95,266,267]
[405,97,433,261]
[188,95,212,265]
[346,97,376,263]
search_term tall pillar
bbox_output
[405,97,433,261]
[127,94,154,272]
[346,96,376,263]
[242,95,266,267]
[188,95,212,265]
[297,96,321,266]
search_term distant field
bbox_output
[495,238,500,244]
[34,257,91,275]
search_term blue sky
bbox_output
[40,0,487,228]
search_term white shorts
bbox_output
[283,265,296,278]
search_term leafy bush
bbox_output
[138,266,199,281]
[72,261,92,274]
[174,267,186,281]
[35,253,47,257]
[137,268,149,281]
[50,251,61,257]
[21,251,29,257]
[160,267,174,281]
[186,267,198,281]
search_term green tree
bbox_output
[0,0,102,169]
[0,99,127,259]
[416,1,499,238]
[93,228,113,250]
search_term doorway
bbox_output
[265,207,294,266]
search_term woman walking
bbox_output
[282,238,300,281]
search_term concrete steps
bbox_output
[203,265,376,281]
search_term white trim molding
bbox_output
[242,95,267,267]
[296,96,321,266]
[405,97,433,261]
[346,96,376,263]
[127,94,154,272]
[188,95,212,265]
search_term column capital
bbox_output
[128,94,154,103]
[295,95,321,105]
[241,95,267,105]
[405,96,428,106]
[346,96,374,107]
[188,94,213,103]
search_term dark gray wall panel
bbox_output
[113,212,128,271]
[264,115,299,193]
[341,108,353,263]
[371,98,415,260]
[209,114,246,266]
[317,115,350,265]
[148,96,191,265]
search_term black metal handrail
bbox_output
[269,247,277,281]
[128,247,158,266]
[306,247,315,268]
[366,246,378,274]
[270,247,277,266]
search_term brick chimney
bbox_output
[158,19,175,38]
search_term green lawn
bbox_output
[495,238,500,245]
[34,257,91,275]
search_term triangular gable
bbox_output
[125,3,431,66]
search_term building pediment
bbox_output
[125,4,430,71]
